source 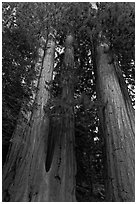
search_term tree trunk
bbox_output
[96,43,135,201]
[2,28,56,201]
[45,33,76,201]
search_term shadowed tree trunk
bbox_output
[2,28,56,201]
[3,31,76,202]
[45,33,76,201]
[95,42,135,201]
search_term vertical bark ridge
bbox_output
[46,33,76,201]
[96,44,135,201]
[2,29,56,201]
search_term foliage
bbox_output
[2,3,39,164]
[97,3,135,58]
[96,2,135,104]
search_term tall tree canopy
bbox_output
[2,2,135,202]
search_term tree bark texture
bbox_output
[45,34,76,201]
[2,29,56,201]
[96,44,135,201]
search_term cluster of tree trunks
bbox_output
[3,28,76,201]
[3,28,134,201]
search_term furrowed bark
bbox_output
[2,28,56,201]
[45,33,76,201]
[96,43,135,202]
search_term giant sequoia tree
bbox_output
[94,3,134,201]
[95,42,134,201]
[2,2,135,202]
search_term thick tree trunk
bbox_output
[45,33,76,201]
[2,29,56,201]
[96,43,135,201]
